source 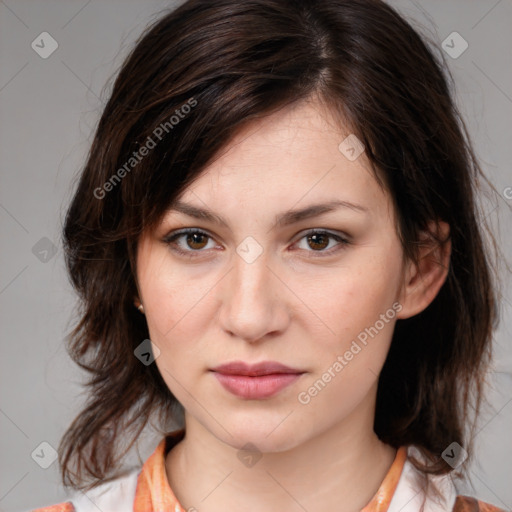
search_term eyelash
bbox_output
[162,228,350,259]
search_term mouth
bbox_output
[209,360,305,399]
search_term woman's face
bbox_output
[136,98,410,452]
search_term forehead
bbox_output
[160,98,394,230]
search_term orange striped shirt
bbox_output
[32,431,506,512]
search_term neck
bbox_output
[165,386,397,512]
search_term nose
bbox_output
[219,251,290,343]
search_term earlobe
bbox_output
[134,296,145,314]
[396,220,451,320]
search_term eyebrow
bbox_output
[166,199,369,228]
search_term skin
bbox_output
[136,96,451,512]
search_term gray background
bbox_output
[0,1,511,511]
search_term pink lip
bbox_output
[210,361,305,399]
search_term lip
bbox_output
[210,361,305,399]
[211,360,303,376]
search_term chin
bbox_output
[211,413,308,454]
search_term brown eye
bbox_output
[163,229,216,258]
[185,232,209,250]
[294,230,350,257]
[306,233,330,251]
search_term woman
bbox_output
[32,0,507,511]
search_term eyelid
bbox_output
[162,227,215,243]
[296,228,350,242]
[162,228,219,252]
[291,229,351,257]
[162,227,351,257]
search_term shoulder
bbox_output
[29,468,140,512]
[388,446,458,511]
[453,495,507,512]
[390,447,506,512]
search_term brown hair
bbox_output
[59,0,504,506]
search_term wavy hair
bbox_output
[59,0,502,507]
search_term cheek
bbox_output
[142,264,209,398]
[296,266,400,416]
[140,250,215,340]
[293,251,402,348]
[140,260,224,399]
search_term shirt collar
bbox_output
[134,429,186,512]
[134,430,408,512]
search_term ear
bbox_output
[396,220,451,320]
